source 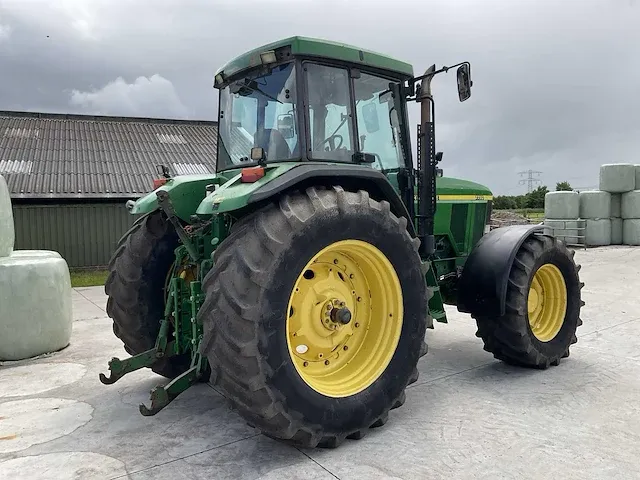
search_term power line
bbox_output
[518,170,542,193]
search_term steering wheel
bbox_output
[317,134,344,151]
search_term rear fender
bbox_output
[129,174,221,222]
[246,163,416,237]
[456,224,545,317]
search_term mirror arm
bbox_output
[408,61,472,91]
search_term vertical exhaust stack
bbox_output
[417,65,437,257]
[414,61,472,257]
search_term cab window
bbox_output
[353,72,405,170]
[304,63,354,162]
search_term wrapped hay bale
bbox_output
[623,219,640,246]
[543,219,579,245]
[579,190,611,219]
[9,250,62,259]
[599,163,636,193]
[0,255,73,361]
[544,191,579,219]
[0,174,14,258]
[585,218,611,246]
[621,190,640,219]
[611,217,623,245]
[610,193,622,217]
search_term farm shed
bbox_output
[0,110,218,268]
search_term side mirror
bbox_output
[456,64,472,102]
[362,103,380,133]
[277,114,295,139]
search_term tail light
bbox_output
[153,178,168,189]
[241,166,265,183]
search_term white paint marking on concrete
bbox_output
[0,363,87,398]
[0,398,93,454]
[0,452,128,479]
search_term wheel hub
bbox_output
[332,306,352,325]
[321,299,352,330]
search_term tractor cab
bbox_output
[213,36,414,174]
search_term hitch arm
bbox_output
[138,364,201,416]
[99,313,173,385]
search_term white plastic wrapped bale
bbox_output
[0,255,72,361]
[610,193,622,218]
[621,190,640,219]
[611,217,623,245]
[9,250,62,259]
[544,191,579,219]
[543,219,580,245]
[579,191,611,219]
[585,219,611,247]
[599,163,636,193]
[623,219,640,246]
[0,174,14,258]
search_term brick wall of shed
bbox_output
[12,202,136,268]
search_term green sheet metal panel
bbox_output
[12,202,134,268]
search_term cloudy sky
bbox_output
[0,0,638,194]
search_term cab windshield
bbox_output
[216,62,299,171]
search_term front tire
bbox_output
[474,234,583,368]
[198,186,429,448]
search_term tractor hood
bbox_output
[436,176,493,200]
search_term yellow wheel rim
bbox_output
[286,239,403,398]
[527,264,567,342]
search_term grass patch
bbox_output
[503,208,545,220]
[70,269,109,288]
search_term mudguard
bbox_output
[246,163,416,237]
[456,224,545,318]
[129,174,221,222]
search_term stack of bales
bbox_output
[598,163,640,246]
[579,189,612,246]
[622,164,640,246]
[0,174,73,361]
[544,191,581,245]
[544,164,640,247]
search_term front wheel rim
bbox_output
[527,263,568,342]
[286,239,403,398]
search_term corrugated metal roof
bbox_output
[0,110,220,199]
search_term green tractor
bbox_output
[100,36,583,448]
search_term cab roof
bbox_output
[215,36,414,80]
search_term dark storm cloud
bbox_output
[0,0,638,194]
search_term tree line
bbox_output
[493,181,572,210]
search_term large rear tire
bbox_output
[198,186,430,448]
[474,234,583,368]
[105,211,192,379]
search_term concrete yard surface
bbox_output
[1,246,639,480]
